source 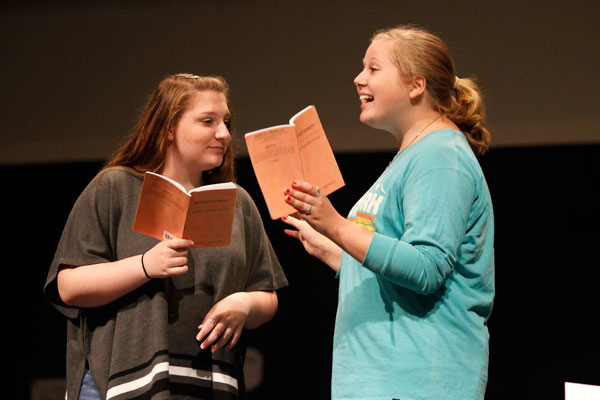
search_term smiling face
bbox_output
[354,40,414,133]
[164,90,231,187]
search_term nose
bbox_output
[354,69,366,87]
[215,121,230,142]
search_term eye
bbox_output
[224,119,232,130]
[201,119,214,125]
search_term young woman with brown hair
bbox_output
[45,73,287,399]
[283,26,495,399]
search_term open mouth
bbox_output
[360,95,374,104]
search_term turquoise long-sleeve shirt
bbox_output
[332,129,495,400]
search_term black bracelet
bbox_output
[141,252,151,279]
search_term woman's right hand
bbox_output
[282,214,342,272]
[142,238,194,278]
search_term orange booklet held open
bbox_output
[244,105,344,219]
[133,172,237,247]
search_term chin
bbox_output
[199,158,224,173]
[359,111,371,124]
[359,113,379,129]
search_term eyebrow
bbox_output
[196,110,231,120]
[196,109,229,115]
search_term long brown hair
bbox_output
[372,26,491,155]
[104,73,235,184]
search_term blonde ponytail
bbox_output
[447,77,491,155]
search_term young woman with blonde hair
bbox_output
[45,73,287,399]
[283,26,495,399]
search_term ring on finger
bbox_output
[315,187,321,196]
[305,204,312,215]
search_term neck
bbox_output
[161,157,204,191]
[396,111,442,150]
[180,174,204,191]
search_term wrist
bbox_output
[227,292,253,314]
[330,216,353,247]
[141,252,152,279]
[323,244,342,272]
[332,217,373,264]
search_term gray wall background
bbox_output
[2,0,599,165]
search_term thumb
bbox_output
[166,238,195,250]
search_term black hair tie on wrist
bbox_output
[141,252,151,279]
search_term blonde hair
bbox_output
[372,26,491,155]
[103,73,235,184]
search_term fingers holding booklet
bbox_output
[244,105,345,219]
[133,172,238,247]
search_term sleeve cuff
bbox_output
[362,232,396,275]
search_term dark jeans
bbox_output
[79,369,101,400]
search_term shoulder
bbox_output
[234,184,261,214]
[96,167,144,188]
[232,184,273,236]
[412,130,474,168]
[402,130,483,181]
[88,167,144,197]
[74,168,143,211]
[234,183,251,200]
[392,130,483,191]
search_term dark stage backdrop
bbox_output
[5,144,599,399]
[2,1,600,166]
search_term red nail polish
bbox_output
[282,215,288,221]
[286,196,291,201]
[292,180,297,185]
[284,188,290,194]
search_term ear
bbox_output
[408,75,427,100]
[167,128,175,141]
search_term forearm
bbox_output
[311,233,343,272]
[362,233,453,294]
[326,215,374,265]
[321,241,343,272]
[57,255,148,308]
[229,291,278,329]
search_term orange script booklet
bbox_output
[244,105,344,219]
[133,172,237,247]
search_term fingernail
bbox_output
[282,215,288,221]
[284,188,290,194]
[286,196,291,201]
[292,180,297,185]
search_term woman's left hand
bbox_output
[284,180,346,238]
[196,293,250,352]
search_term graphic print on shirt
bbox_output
[348,183,386,232]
